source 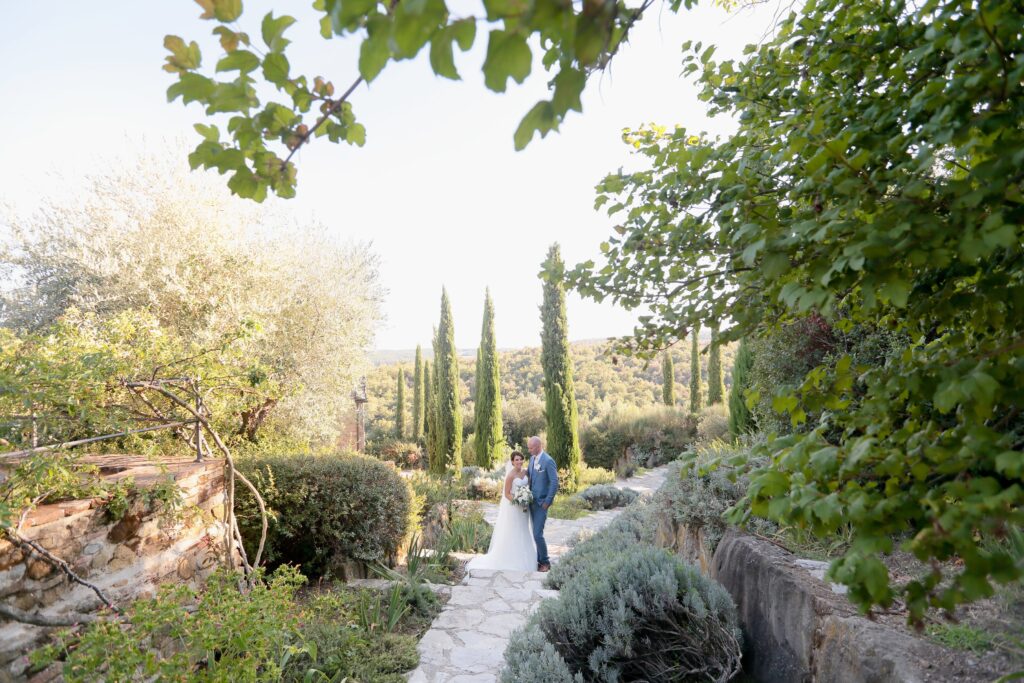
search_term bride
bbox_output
[467,452,537,571]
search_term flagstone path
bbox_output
[405,466,669,683]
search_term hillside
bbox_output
[365,338,735,441]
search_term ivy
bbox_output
[563,0,1024,623]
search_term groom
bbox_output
[526,436,559,572]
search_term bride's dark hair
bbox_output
[510,451,525,462]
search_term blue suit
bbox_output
[528,451,559,566]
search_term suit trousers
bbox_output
[530,503,549,566]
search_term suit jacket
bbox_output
[528,451,559,506]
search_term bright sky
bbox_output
[0,1,777,351]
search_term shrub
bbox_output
[580,405,693,470]
[655,446,778,552]
[579,463,615,487]
[283,588,426,683]
[466,476,502,500]
[547,500,654,589]
[546,495,591,520]
[577,484,639,511]
[36,567,307,682]
[696,403,730,445]
[505,547,742,682]
[499,621,583,683]
[368,438,424,469]
[503,395,546,450]
[438,508,493,553]
[236,453,414,577]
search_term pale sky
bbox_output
[0,1,777,350]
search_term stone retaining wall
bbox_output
[709,531,983,683]
[1,456,232,680]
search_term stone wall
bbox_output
[709,531,985,683]
[0,455,232,680]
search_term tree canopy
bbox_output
[162,0,698,200]
[564,0,1024,622]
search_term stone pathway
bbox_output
[406,466,669,682]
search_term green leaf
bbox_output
[552,67,585,115]
[514,101,557,150]
[482,0,528,19]
[216,50,260,73]
[213,0,243,22]
[193,123,220,142]
[358,16,391,82]
[429,33,458,79]
[261,12,296,52]
[262,52,290,85]
[167,73,216,104]
[163,35,202,72]
[482,30,531,93]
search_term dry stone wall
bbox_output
[0,456,232,680]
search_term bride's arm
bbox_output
[504,472,515,502]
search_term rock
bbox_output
[25,560,53,581]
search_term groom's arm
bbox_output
[541,457,559,506]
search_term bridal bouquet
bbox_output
[512,486,533,512]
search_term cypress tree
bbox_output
[474,289,504,468]
[662,351,675,406]
[423,360,434,451]
[708,325,725,405]
[540,244,581,491]
[395,367,406,438]
[689,328,703,414]
[728,338,755,436]
[412,345,424,440]
[434,289,462,471]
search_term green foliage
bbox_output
[662,350,675,406]
[695,403,730,446]
[653,457,755,553]
[1,162,383,446]
[474,290,504,468]
[579,405,693,471]
[546,501,654,589]
[728,338,754,436]
[431,290,462,472]
[236,453,413,577]
[412,346,425,441]
[40,566,307,682]
[395,366,406,439]
[689,330,703,414]
[579,463,616,487]
[707,326,725,405]
[540,244,582,491]
[0,452,108,531]
[509,546,741,682]
[367,438,424,469]
[545,495,591,520]
[577,484,638,511]
[423,360,435,450]
[502,395,546,452]
[925,623,996,654]
[282,588,426,683]
[163,0,692,200]
[365,340,733,445]
[438,508,493,552]
[566,0,1024,622]
[35,567,432,683]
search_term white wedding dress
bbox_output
[467,475,537,571]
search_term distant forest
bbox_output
[365,339,736,441]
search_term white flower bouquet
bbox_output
[512,486,533,512]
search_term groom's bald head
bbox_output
[527,436,542,456]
